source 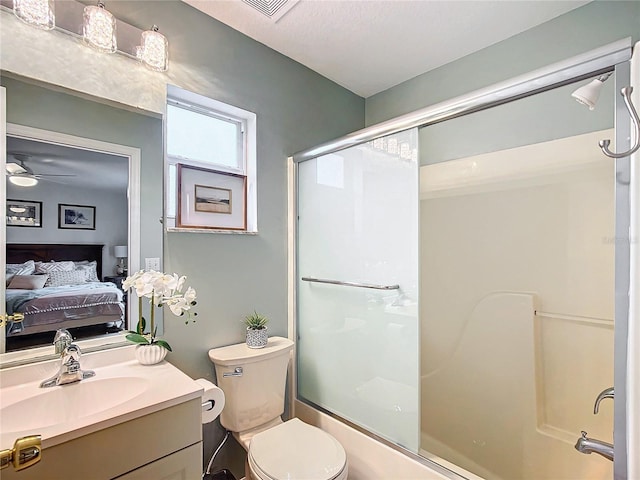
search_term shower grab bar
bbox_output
[301,277,400,290]
[534,310,613,327]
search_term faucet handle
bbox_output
[594,387,614,414]
[64,344,82,357]
[53,329,73,354]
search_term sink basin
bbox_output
[0,346,203,451]
[1,377,148,433]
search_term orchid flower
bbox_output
[122,269,198,351]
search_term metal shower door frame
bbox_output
[290,37,634,479]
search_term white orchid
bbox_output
[122,269,198,352]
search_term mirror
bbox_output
[1,73,163,364]
[5,134,129,352]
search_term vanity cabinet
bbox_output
[2,398,202,480]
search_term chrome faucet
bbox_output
[575,431,614,461]
[594,387,614,414]
[575,387,614,461]
[53,328,73,355]
[40,330,96,388]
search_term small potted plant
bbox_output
[244,310,269,348]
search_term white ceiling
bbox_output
[184,0,590,98]
[6,137,128,192]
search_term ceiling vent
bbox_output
[241,0,299,22]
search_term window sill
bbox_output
[166,227,258,235]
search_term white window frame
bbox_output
[164,85,257,233]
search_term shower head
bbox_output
[571,72,613,110]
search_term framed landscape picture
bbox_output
[58,203,96,230]
[177,164,246,230]
[6,199,42,228]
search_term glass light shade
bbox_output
[13,0,55,30]
[9,175,39,187]
[83,2,117,53]
[139,25,169,72]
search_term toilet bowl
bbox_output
[248,418,347,480]
[208,337,348,480]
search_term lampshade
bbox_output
[9,175,39,187]
[13,0,55,30]
[138,25,169,72]
[83,1,117,53]
[114,245,128,258]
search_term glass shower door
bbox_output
[296,129,420,452]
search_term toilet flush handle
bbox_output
[223,367,243,377]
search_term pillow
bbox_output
[8,274,48,290]
[6,260,36,286]
[45,269,88,287]
[35,261,75,274]
[74,260,100,283]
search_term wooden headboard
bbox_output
[6,244,105,279]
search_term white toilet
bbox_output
[208,336,348,480]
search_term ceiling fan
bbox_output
[6,153,76,187]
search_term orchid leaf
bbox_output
[154,340,172,352]
[126,333,150,344]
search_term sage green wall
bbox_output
[88,2,364,474]
[365,0,640,126]
[4,1,363,473]
[96,0,364,379]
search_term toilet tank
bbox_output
[208,336,294,432]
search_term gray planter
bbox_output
[246,326,268,348]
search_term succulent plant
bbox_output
[244,310,268,330]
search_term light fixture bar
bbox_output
[0,0,164,64]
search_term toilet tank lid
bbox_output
[208,336,293,366]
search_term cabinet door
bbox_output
[114,443,202,480]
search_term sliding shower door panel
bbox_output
[297,130,419,452]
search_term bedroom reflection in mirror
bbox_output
[5,138,129,352]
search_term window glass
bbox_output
[166,104,242,170]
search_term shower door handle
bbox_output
[301,277,400,290]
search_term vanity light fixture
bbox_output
[138,25,169,72]
[12,0,54,30]
[83,1,117,53]
[4,0,170,70]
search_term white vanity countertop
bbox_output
[0,346,203,450]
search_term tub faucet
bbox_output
[40,330,95,388]
[575,431,614,461]
[575,387,614,461]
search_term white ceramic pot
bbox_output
[135,343,168,365]
[246,327,268,348]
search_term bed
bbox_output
[5,244,125,338]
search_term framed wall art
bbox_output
[177,164,247,230]
[58,203,96,230]
[6,199,42,228]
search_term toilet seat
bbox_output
[248,418,348,480]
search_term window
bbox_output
[165,85,257,232]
